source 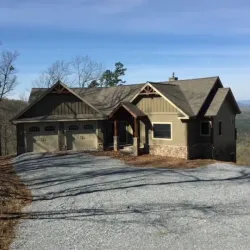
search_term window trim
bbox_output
[200,121,211,136]
[218,120,222,136]
[152,122,173,141]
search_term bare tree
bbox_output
[33,60,71,88]
[0,49,19,156]
[0,50,19,100]
[71,55,104,88]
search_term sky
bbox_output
[1,0,250,100]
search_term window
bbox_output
[84,124,94,130]
[44,126,56,132]
[200,121,210,136]
[218,121,222,135]
[68,124,79,131]
[152,123,172,139]
[29,126,40,132]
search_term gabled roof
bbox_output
[149,83,194,117]
[29,84,144,116]
[109,102,146,118]
[21,76,239,122]
[205,88,241,116]
[11,81,105,122]
[148,76,220,116]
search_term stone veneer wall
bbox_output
[149,145,188,159]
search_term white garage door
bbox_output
[26,124,59,153]
[66,122,97,151]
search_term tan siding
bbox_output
[21,93,97,118]
[135,96,178,113]
[140,113,187,146]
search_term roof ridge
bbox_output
[174,76,219,82]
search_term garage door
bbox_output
[26,124,59,153]
[66,122,97,151]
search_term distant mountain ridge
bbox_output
[238,100,250,107]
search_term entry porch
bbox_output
[108,102,150,156]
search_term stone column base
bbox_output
[133,137,140,156]
[113,136,119,151]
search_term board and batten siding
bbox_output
[134,96,188,147]
[213,99,236,161]
[21,93,97,118]
[136,96,178,113]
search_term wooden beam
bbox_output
[114,120,118,137]
[134,118,138,137]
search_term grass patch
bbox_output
[0,155,31,250]
[90,151,217,169]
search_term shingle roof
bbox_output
[109,102,146,118]
[149,83,194,116]
[205,88,241,116]
[149,76,219,116]
[27,76,237,119]
[29,84,144,116]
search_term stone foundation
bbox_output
[113,136,119,151]
[133,137,139,156]
[149,145,188,159]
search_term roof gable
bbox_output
[205,88,241,117]
[11,81,104,122]
[109,102,146,119]
[130,82,191,118]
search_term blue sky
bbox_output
[1,0,250,100]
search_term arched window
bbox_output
[44,126,56,132]
[29,126,40,132]
[68,124,79,131]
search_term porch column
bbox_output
[133,118,140,156]
[113,120,119,151]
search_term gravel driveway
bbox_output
[11,152,250,250]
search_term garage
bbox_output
[65,121,97,151]
[26,123,59,153]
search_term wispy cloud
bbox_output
[1,0,250,34]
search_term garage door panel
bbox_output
[66,132,97,151]
[66,121,97,151]
[26,123,59,153]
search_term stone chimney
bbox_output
[169,72,178,82]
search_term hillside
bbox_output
[238,100,250,107]
[0,99,28,155]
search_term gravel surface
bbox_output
[11,152,250,250]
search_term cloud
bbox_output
[1,0,250,35]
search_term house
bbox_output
[11,75,241,162]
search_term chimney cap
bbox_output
[169,72,178,81]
